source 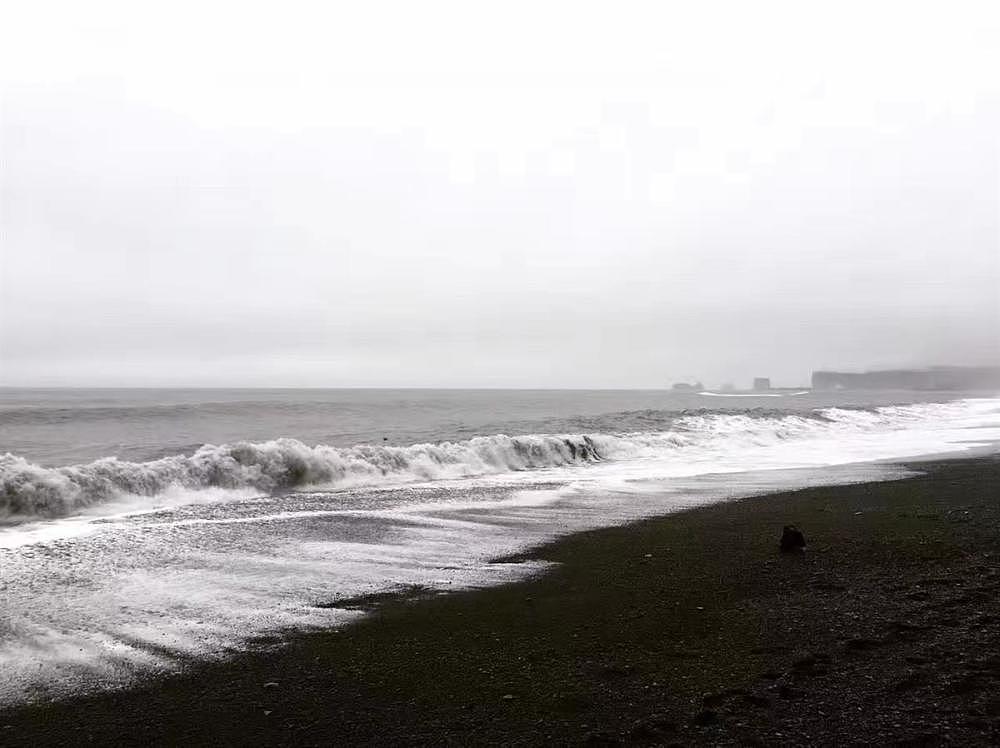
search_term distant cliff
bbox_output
[812,366,1000,391]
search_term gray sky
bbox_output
[1,1,998,388]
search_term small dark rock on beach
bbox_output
[780,524,807,553]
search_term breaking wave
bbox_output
[1,400,994,520]
[0,433,618,519]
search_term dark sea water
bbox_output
[1,387,998,703]
[0,386,983,466]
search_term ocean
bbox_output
[2,387,999,703]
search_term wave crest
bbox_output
[0,433,609,520]
[3,399,992,521]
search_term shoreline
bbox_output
[4,454,1000,745]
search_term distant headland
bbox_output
[811,365,1000,391]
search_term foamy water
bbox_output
[1,391,998,703]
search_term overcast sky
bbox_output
[1,1,997,388]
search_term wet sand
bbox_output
[4,455,1000,746]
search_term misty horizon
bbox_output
[0,360,996,393]
[2,2,998,388]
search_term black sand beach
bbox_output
[4,455,1000,746]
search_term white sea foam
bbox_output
[3,398,997,523]
[0,434,607,520]
[0,397,998,703]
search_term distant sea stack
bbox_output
[672,381,704,391]
[811,366,1000,391]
